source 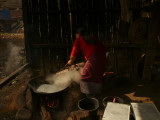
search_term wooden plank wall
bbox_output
[22,0,143,78]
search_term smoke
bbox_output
[5,43,24,74]
[46,68,82,85]
[36,67,82,93]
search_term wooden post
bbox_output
[22,0,32,63]
[39,0,50,75]
[48,0,61,72]
[30,0,42,74]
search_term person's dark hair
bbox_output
[76,27,97,45]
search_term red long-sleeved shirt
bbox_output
[71,36,106,60]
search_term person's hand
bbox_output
[67,59,73,65]
[67,56,76,66]
[64,56,76,68]
[64,63,71,68]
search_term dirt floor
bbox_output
[102,76,160,109]
[0,68,33,120]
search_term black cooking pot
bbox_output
[28,76,69,95]
[28,64,83,95]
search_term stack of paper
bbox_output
[131,103,160,120]
[102,102,130,120]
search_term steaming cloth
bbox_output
[80,52,106,94]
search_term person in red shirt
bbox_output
[66,28,107,96]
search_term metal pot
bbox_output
[28,64,83,95]
[28,76,69,95]
[78,97,99,120]
[102,96,124,107]
[78,97,99,111]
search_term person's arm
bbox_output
[66,38,80,66]
[67,56,76,65]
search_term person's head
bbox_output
[75,27,88,38]
[75,27,97,45]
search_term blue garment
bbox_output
[0,10,10,20]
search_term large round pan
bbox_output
[28,63,84,95]
[28,76,69,95]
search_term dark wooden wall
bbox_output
[22,0,144,78]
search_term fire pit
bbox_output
[28,76,69,110]
[44,95,59,109]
